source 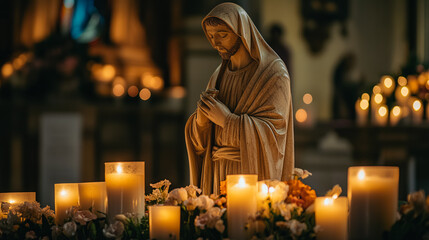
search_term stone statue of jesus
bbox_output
[185,2,294,194]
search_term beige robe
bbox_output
[185,3,294,194]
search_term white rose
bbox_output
[167,188,188,204]
[271,182,289,203]
[73,210,97,225]
[25,230,37,239]
[215,219,225,233]
[103,221,125,239]
[185,185,202,198]
[287,219,307,236]
[197,195,214,210]
[184,197,199,211]
[62,221,77,237]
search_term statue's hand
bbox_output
[196,100,210,127]
[199,93,231,128]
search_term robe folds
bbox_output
[185,2,294,194]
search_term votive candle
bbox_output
[105,161,145,220]
[348,166,399,240]
[78,182,107,216]
[55,183,79,225]
[0,192,36,204]
[227,174,257,240]
[315,196,348,240]
[149,205,180,240]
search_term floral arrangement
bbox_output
[386,190,429,240]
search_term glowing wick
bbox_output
[116,165,123,174]
[324,197,333,205]
[60,190,68,197]
[261,184,268,195]
[237,177,246,188]
[358,170,366,180]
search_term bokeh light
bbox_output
[374,93,383,104]
[303,93,313,104]
[361,93,370,101]
[360,99,369,110]
[413,100,422,111]
[400,86,409,97]
[295,109,308,123]
[372,85,381,94]
[139,88,151,101]
[397,76,407,86]
[378,106,387,117]
[169,86,186,99]
[128,86,139,97]
[112,84,125,97]
[392,106,401,116]
[1,63,13,79]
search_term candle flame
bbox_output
[392,106,401,116]
[374,94,383,104]
[400,86,409,97]
[60,190,68,197]
[269,187,275,194]
[384,77,393,88]
[413,100,421,111]
[238,177,246,188]
[116,165,123,174]
[358,170,366,180]
[324,197,333,205]
[372,85,381,94]
[261,184,268,195]
[398,76,407,86]
[361,93,370,101]
[360,99,369,110]
[332,194,338,199]
[9,199,15,204]
[378,106,387,117]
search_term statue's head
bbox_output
[203,17,242,60]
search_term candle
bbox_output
[105,161,145,220]
[355,98,369,126]
[78,182,107,217]
[394,86,409,106]
[374,105,388,126]
[380,75,395,96]
[410,98,423,125]
[0,192,36,204]
[315,196,348,240]
[389,106,402,126]
[348,166,399,240]
[55,183,79,225]
[227,174,257,239]
[149,205,180,240]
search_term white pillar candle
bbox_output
[55,183,79,225]
[348,166,399,240]
[315,196,348,240]
[227,174,257,240]
[389,106,402,126]
[149,205,180,240]
[78,182,107,217]
[0,192,36,204]
[355,99,369,126]
[105,162,145,220]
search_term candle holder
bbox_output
[348,166,399,240]
[227,174,257,240]
[78,182,107,217]
[315,196,348,240]
[55,183,79,225]
[149,205,180,240]
[105,161,145,220]
[0,192,36,204]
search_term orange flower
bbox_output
[220,180,227,196]
[285,179,316,209]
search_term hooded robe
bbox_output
[185,2,294,194]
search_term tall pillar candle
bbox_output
[348,166,399,240]
[0,192,36,204]
[227,174,257,240]
[149,205,180,240]
[55,183,79,225]
[105,161,145,220]
[78,182,107,216]
[315,196,348,240]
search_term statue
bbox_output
[185,2,294,194]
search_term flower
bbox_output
[1,202,10,212]
[167,188,188,205]
[286,219,308,236]
[150,179,171,189]
[293,168,312,179]
[286,179,316,209]
[62,221,77,238]
[184,197,199,211]
[408,190,427,214]
[103,221,125,240]
[271,181,289,204]
[195,207,226,231]
[25,230,37,239]
[51,226,62,239]
[73,210,97,225]
[185,185,202,198]
[196,195,214,210]
[215,219,225,233]
[326,184,342,198]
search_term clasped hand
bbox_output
[196,89,231,128]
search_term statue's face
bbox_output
[205,23,240,59]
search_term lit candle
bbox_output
[374,105,388,126]
[105,162,145,220]
[149,205,180,240]
[394,86,409,106]
[0,192,36,204]
[380,76,395,96]
[315,196,348,240]
[227,174,257,239]
[78,182,107,217]
[410,98,423,125]
[55,183,79,225]
[389,106,402,126]
[355,98,369,126]
[348,166,399,240]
